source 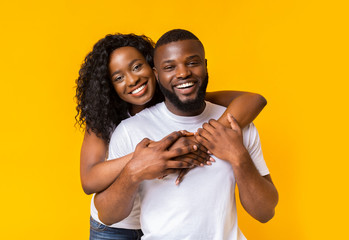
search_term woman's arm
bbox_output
[82,91,267,192]
[80,130,133,195]
[95,131,201,225]
[195,116,278,222]
[175,91,267,184]
[205,91,267,128]
[80,129,209,195]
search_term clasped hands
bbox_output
[127,114,245,185]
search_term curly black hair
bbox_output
[75,33,163,142]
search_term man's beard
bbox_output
[158,74,208,113]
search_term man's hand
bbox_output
[195,114,278,222]
[195,114,247,163]
[127,131,199,183]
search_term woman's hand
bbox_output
[169,133,214,185]
[127,131,203,182]
[169,135,212,166]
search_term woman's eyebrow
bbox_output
[111,70,121,78]
[111,59,142,77]
[128,59,142,67]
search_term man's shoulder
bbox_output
[204,101,226,119]
[242,122,258,138]
[205,101,226,111]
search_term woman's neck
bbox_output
[129,104,147,116]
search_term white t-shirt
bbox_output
[90,111,141,229]
[92,101,269,239]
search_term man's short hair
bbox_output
[155,29,204,51]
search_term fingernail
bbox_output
[175,180,179,185]
[200,163,204,167]
[210,157,215,162]
[193,145,198,151]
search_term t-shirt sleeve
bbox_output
[243,123,270,176]
[107,123,133,160]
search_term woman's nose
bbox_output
[126,72,140,87]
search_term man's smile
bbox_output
[175,82,195,89]
[173,80,198,95]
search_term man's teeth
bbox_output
[176,82,194,89]
[131,84,146,94]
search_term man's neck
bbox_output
[164,100,206,116]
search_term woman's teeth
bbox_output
[176,82,194,89]
[131,84,146,94]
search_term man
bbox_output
[95,29,278,239]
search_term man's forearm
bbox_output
[94,163,141,225]
[229,149,278,223]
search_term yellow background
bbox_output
[1,0,348,239]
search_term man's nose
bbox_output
[176,65,191,79]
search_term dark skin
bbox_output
[195,114,278,222]
[155,39,277,223]
[94,39,275,226]
[95,131,198,224]
[171,91,267,184]
[80,91,266,194]
[80,47,266,195]
[126,132,198,180]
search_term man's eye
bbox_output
[188,61,198,66]
[163,65,174,71]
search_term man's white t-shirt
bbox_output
[92,101,269,239]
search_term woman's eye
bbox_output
[114,76,124,82]
[133,64,143,71]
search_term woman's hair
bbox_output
[75,33,163,143]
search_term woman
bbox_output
[76,33,267,240]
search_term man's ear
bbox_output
[153,67,159,82]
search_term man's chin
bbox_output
[177,96,198,104]
[173,98,206,113]
[158,73,208,113]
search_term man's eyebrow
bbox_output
[186,55,201,60]
[111,59,142,77]
[160,55,201,65]
[161,59,174,65]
